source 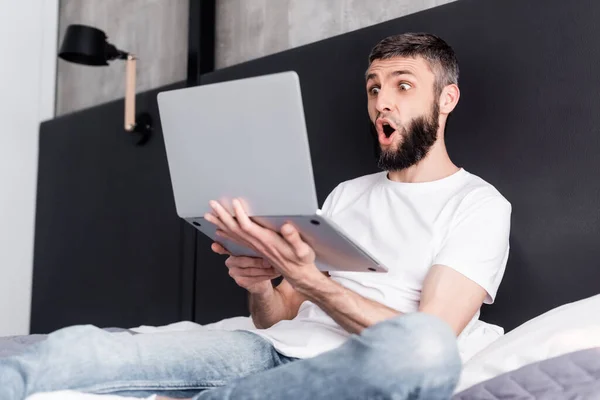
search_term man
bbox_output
[1,32,510,400]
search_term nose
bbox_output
[375,87,393,114]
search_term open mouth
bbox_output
[375,118,398,144]
[382,123,396,138]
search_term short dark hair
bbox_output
[368,32,459,96]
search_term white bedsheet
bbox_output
[129,315,255,334]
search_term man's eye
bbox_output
[399,83,412,91]
[369,87,380,95]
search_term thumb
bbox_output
[211,242,231,256]
[281,223,312,260]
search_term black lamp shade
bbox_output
[58,24,121,66]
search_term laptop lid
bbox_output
[157,71,319,219]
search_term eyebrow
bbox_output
[365,70,417,82]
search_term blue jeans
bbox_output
[0,313,461,399]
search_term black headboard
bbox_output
[197,0,600,331]
[33,83,194,333]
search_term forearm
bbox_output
[249,285,292,329]
[296,273,400,334]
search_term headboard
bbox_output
[196,0,600,331]
[33,83,194,333]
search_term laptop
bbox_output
[157,71,387,273]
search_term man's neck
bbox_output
[387,139,459,183]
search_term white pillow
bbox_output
[455,293,600,393]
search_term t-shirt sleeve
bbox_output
[433,189,512,304]
[320,183,344,218]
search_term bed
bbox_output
[3,295,600,398]
[15,0,600,398]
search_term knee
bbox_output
[43,325,116,354]
[354,313,461,383]
[46,324,104,342]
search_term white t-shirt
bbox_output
[248,168,512,361]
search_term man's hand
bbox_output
[211,242,280,294]
[204,199,322,288]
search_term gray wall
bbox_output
[216,0,458,69]
[55,0,457,115]
[56,0,189,116]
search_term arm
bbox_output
[295,274,399,334]
[295,264,486,336]
[205,199,398,333]
[296,194,510,336]
[250,279,308,329]
[211,242,305,329]
[418,264,487,335]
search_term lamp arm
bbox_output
[125,54,137,131]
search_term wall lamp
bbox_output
[58,24,152,145]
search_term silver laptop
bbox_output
[157,71,387,273]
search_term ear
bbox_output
[439,84,460,115]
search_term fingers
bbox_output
[261,258,272,268]
[223,253,279,290]
[281,223,313,260]
[228,266,279,278]
[211,242,231,255]
[204,211,227,232]
[207,200,264,252]
[232,275,279,290]
[230,199,270,252]
[232,199,259,235]
[227,262,280,288]
[215,229,234,242]
[225,256,272,269]
[205,200,316,267]
[209,200,241,234]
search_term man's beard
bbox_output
[372,102,440,172]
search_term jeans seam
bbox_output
[67,379,228,394]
